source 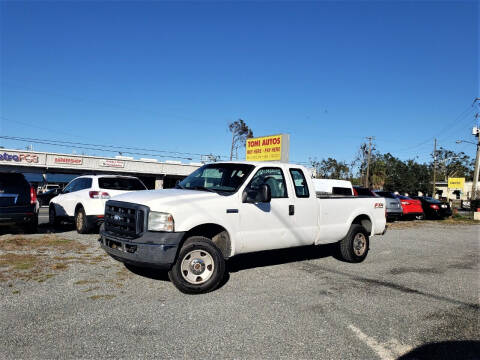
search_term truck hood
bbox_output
[110,188,222,212]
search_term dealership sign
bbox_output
[246,134,290,162]
[447,177,465,190]
[0,152,39,163]
[99,159,125,168]
[54,156,83,165]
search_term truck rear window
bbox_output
[98,178,146,191]
[332,187,353,196]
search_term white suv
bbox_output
[49,175,147,233]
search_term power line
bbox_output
[394,105,476,154]
[0,135,225,161]
[0,134,229,160]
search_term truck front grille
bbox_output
[104,201,147,239]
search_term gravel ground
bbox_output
[0,221,479,360]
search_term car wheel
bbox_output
[49,205,61,227]
[75,207,90,234]
[339,224,369,263]
[168,236,226,294]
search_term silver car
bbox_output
[374,191,403,221]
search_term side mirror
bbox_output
[242,184,271,204]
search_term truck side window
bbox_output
[289,169,309,198]
[247,167,288,198]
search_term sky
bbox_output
[1,0,478,166]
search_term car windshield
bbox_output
[177,163,255,194]
[424,197,442,203]
[99,177,146,191]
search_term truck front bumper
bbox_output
[99,228,185,270]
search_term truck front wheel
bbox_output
[168,236,226,294]
[339,224,369,263]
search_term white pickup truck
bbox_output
[99,162,387,294]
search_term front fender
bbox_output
[175,216,238,257]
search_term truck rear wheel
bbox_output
[168,236,225,294]
[339,224,369,263]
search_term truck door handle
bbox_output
[289,205,294,216]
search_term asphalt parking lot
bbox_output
[0,215,479,360]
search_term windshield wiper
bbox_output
[190,186,217,193]
[175,183,185,189]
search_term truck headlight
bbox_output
[148,212,174,232]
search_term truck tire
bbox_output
[168,236,226,294]
[75,207,90,234]
[339,224,369,263]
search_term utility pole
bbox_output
[365,136,374,189]
[432,138,437,198]
[472,99,480,200]
[472,126,480,201]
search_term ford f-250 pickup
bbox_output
[99,162,387,294]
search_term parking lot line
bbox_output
[348,324,412,360]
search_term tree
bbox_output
[434,147,473,181]
[310,158,350,179]
[352,142,386,188]
[228,119,253,160]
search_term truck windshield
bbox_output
[177,163,255,194]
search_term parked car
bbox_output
[373,191,403,222]
[49,175,147,233]
[38,184,61,194]
[394,195,424,220]
[411,196,452,219]
[100,161,387,294]
[0,172,39,233]
[353,186,375,196]
[37,188,62,206]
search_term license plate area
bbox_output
[105,238,137,253]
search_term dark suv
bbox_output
[0,173,38,232]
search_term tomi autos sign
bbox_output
[0,151,39,163]
[246,134,290,162]
[447,177,465,190]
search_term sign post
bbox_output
[246,134,290,162]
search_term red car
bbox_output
[395,195,424,219]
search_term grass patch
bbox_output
[389,216,479,229]
[0,234,93,282]
[0,254,37,270]
[0,235,88,252]
[74,279,99,286]
[51,263,68,270]
[88,294,116,300]
[81,286,100,293]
